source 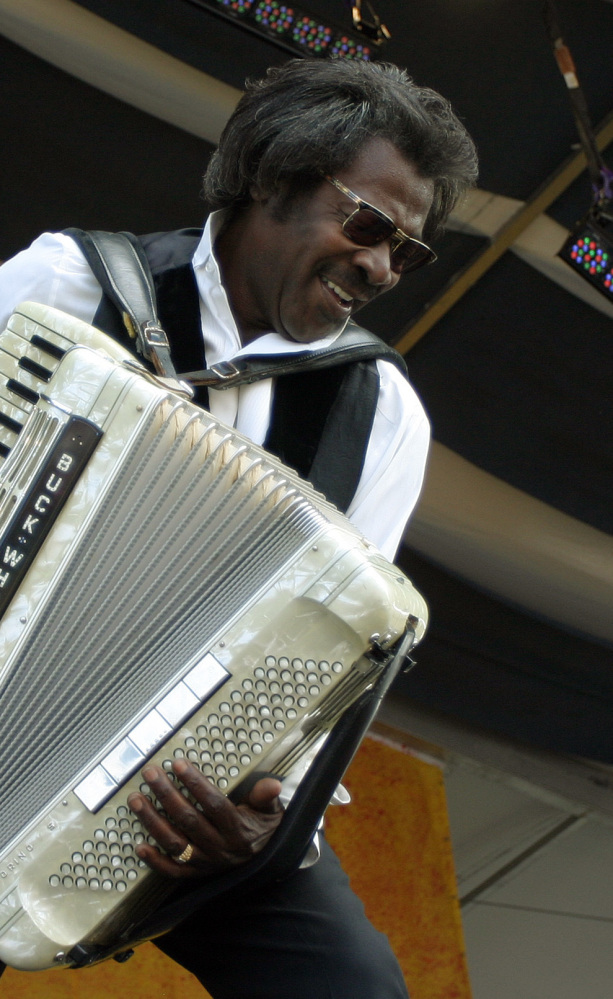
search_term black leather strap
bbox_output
[64,228,179,380]
[182,322,407,389]
[68,226,405,512]
[67,229,407,391]
[139,230,210,410]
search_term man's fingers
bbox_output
[133,841,200,880]
[127,765,225,855]
[171,758,232,819]
[246,776,283,812]
[126,760,285,881]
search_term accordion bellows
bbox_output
[0,303,427,970]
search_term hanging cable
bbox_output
[544,0,613,299]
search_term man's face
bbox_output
[231,137,435,344]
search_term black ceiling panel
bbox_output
[0,35,214,260]
[396,548,613,762]
[408,252,613,533]
[72,0,613,202]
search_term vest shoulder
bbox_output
[138,228,203,273]
[342,322,407,377]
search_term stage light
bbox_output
[292,15,333,55]
[215,0,254,11]
[330,34,373,60]
[544,1,613,303]
[558,213,613,299]
[184,0,386,59]
[253,3,294,34]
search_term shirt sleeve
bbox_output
[0,232,102,331]
[345,359,430,560]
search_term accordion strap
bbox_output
[182,324,407,388]
[65,228,407,388]
[64,228,180,382]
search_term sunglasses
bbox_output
[325,175,437,275]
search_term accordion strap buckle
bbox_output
[209,361,241,382]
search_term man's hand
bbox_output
[127,759,283,880]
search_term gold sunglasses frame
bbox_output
[325,175,437,273]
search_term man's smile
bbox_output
[320,274,374,316]
[321,275,354,306]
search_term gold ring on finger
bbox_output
[173,842,194,864]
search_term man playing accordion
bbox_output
[0,57,476,999]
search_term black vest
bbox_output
[91,228,401,513]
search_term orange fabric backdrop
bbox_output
[326,734,471,999]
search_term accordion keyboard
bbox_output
[0,302,427,971]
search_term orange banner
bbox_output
[326,734,471,999]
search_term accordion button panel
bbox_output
[73,658,231,814]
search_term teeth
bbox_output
[323,277,353,303]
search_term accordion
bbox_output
[0,302,427,971]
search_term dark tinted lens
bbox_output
[391,241,434,274]
[343,207,395,247]
[342,205,435,274]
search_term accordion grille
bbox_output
[0,401,324,849]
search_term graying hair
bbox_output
[203,58,478,235]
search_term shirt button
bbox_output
[205,261,214,273]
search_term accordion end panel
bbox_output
[0,304,428,971]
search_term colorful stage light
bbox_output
[291,16,333,54]
[213,0,254,13]
[330,34,373,60]
[254,2,294,33]
[559,215,613,299]
[190,0,380,59]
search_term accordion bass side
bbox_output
[0,302,427,971]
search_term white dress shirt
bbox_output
[0,217,430,559]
